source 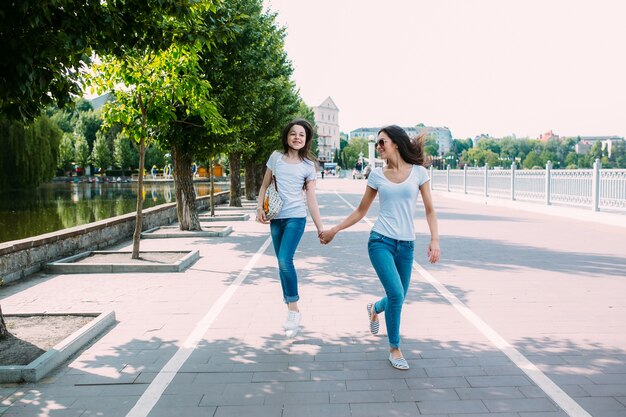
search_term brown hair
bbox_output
[378,125,426,166]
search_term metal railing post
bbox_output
[511,162,516,201]
[592,158,601,211]
[545,160,552,205]
[446,165,450,192]
[463,165,468,194]
[484,163,489,197]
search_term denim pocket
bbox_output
[368,231,385,243]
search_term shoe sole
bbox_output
[285,327,299,338]
[367,303,379,335]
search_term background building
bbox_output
[313,97,340,163]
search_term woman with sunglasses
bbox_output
[319,125,440,370]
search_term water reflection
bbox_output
[0,182,223,243]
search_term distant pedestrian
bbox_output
[257,119,325,337]
[320,125,440,370]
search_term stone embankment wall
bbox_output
[0,192,231,285]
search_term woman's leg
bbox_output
[368,238,405,349]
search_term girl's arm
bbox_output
[256,168,273,224]
[419,183,441,263]
[320,186,377,244]
[305,180,324,233]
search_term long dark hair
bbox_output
[378,125,426,166]
[281,118,318,164]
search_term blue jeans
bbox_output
[368,231,415,349]
[270,217,306,304]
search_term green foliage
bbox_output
[91,131,112,171]
[58,133,75,173]
[113,132,135,171]
[0,115,61,189]
[75,111,103,150]
[424,136,439,156]
[342,137,369,169]
[74,135,90,172]
[0,0,199,119]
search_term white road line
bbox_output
[334,191,592,417]
[126,236,273,417]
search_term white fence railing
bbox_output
[431,159,626,213]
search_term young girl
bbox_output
[320,125,440,369]
[257,119,324,337]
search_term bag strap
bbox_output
[271,152,279,191]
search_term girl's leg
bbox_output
[273,217,306,306]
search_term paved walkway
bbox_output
[1,178,625,417]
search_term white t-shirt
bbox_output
[267,151,316,219]
[366,165,430,241]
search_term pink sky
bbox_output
[265,0,626,140]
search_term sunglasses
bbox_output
[377,139,390,147]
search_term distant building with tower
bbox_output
[313,97,340,163]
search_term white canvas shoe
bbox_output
[283,310,301,330]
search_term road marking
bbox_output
[126,236,273,417]
[334,191,592,417]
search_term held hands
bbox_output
[318,228,337,245]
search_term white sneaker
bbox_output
[284,310,301,330]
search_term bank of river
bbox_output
[0,182,224,243]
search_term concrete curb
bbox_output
[45,250,200,273]
[0,311,116,383]
[198,213,250,222]
[141,226,233,238]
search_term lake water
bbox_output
[0,182,223,243]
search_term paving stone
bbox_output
[330,390,393,403]
[405,376,471,389]
[284,380,346,392]
[349,402,419,417]
[148,406,216,417]
[213,405,283,417]
[282,403,351,417]
[346,378,409,391]
[573,396,626,411]
[483,398,560,412]
[467,375,533,387]
[264,391,329,405]
[456,386,526,400]
[417,399,489,414]
[393,388,460,401]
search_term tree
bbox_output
[91,131,112,173]
[343,137,369,169]
[0,0,198,120]
[90,33,226,254]
[74,134,90,175]
[197,0,299,206]
[75,111,102,151]
[58,133,75,175]
[0,115,62,190]
[113,132,134,174]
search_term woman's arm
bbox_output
[320,186,377,244]
[256,168,273,224]
[419,183,441,263]
[305,180,324,233]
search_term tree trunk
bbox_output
[210,158,215,216]
[172,145,201,231]
[132,135,145,259]
[244,158,256,200]
[0,305,9,340]
[255,163,266,193]
[229,151,242,207]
